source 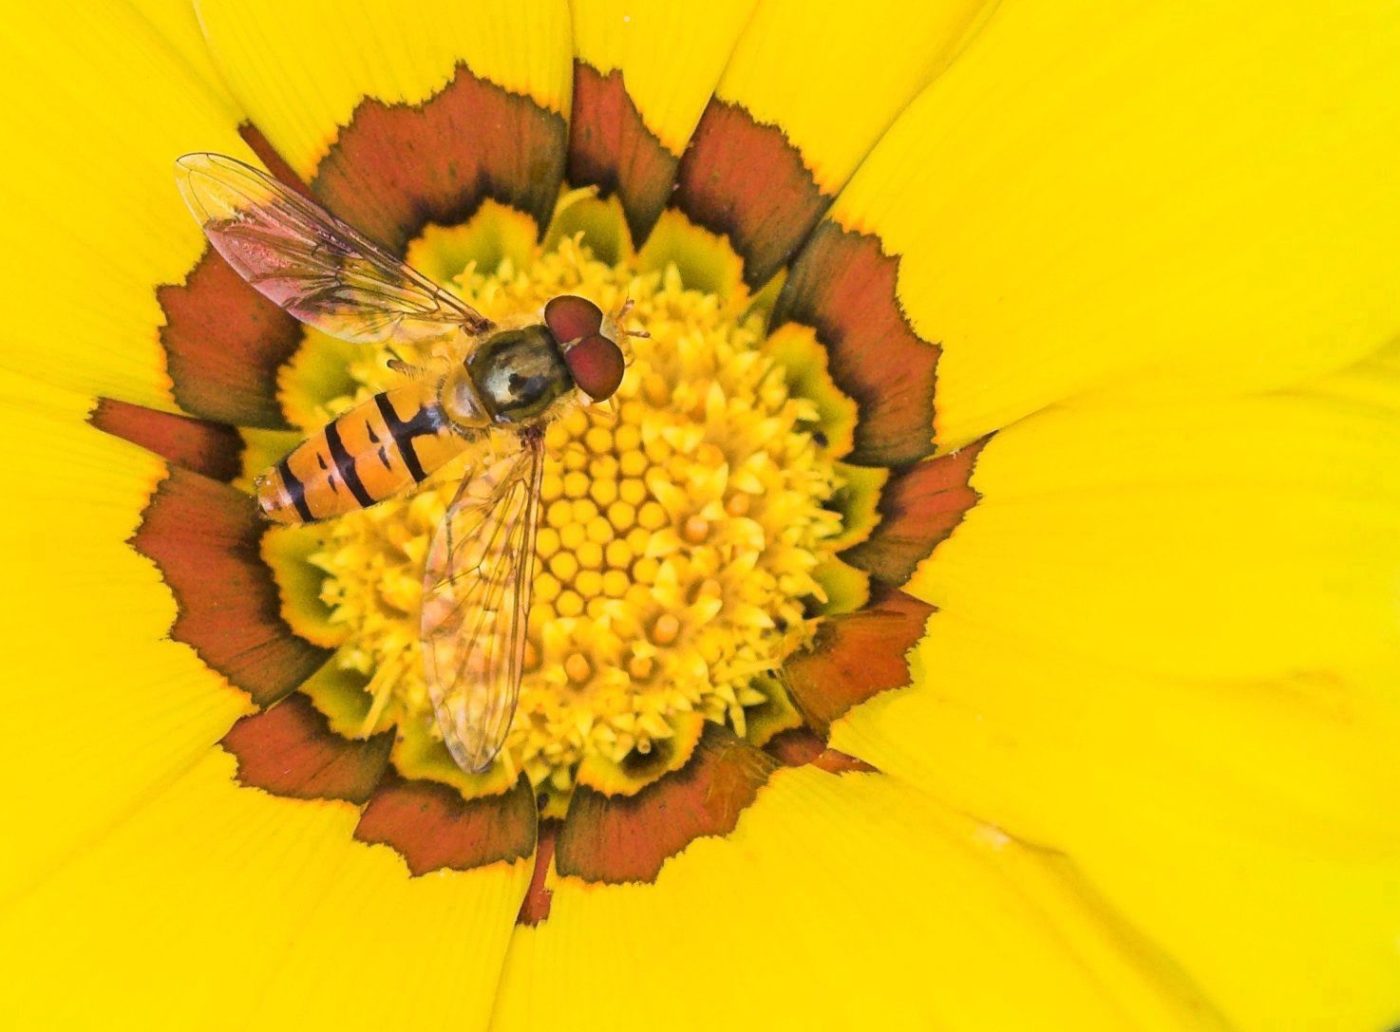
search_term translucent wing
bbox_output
[175,152,492,344]
[421,434,545,772]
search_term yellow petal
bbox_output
[128,0,243,111]
[910,385,1400,684]
[703,0,990,194]
[0,380,250,895]
[571,0,755,157]
[494,769,1226,1029]
[569,0,758,239]
[2,750,530,1029]
[811,1,1400,449]
[674,0,993,284]
[0,7,249,408]
[833,361,1400,1027]
[198,0,572,237]
[837,617,1400,1029]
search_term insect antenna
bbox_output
[606,297,648,366]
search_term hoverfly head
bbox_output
[546,294,626,402]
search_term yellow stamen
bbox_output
[586,516,613,544]
[602,569,630,597]
[585,426,612,453]
[549,552,579,582]
[652,613,681,646]
[564,652,592,685]
[577,542,604,570]
[535,573,562,603]
[683,514,710,544]
[607,500,637,530]
[589,479,618,506]
[563,470,590,497]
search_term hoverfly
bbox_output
[175,153,629,775]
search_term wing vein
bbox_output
[421,438,545,772]
[175,152,492,345]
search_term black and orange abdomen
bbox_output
[257,382,469,524]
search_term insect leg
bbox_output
[384,344,423,377]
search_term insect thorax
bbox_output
[462,324,574,425]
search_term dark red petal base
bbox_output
[555,724,777,884]
[783,587,934,735]
[673,100,827,288]
[355,772,537,877]
[766,728,877,774]
[238,123,315,198]
[842,439,987,584]
[568,63,679,247]
[132,467,331,707]
[222,692,394,803]
[517,821,559,926]
[159,249,304,430]
[311,63,568,252]
[90,398,243,482]
[776,221,939,467]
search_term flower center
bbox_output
[277,208,843,815]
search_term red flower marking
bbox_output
[555,725,777,884]
[158,250,303,429]
[312,64,567,253]
[356,773,537,876]
[568,63,680,246]
[843,440,986,585]
[766,728,877,774]
[777,222,939,466]
[223,693,394,803]
[89,398,243,482]
[673,100,827,288]
[783,587,934,736]
[132,468,331,706]
[517,821,559,926]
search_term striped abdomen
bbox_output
[257,383,469,524]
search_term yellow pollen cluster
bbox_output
[305,230,842,810]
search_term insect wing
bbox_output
[421,436,545,773]
[175,152,492,344]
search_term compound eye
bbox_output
[544,295,604,347]
[563,333,625,401]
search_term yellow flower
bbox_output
[2,1,1399,1029]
